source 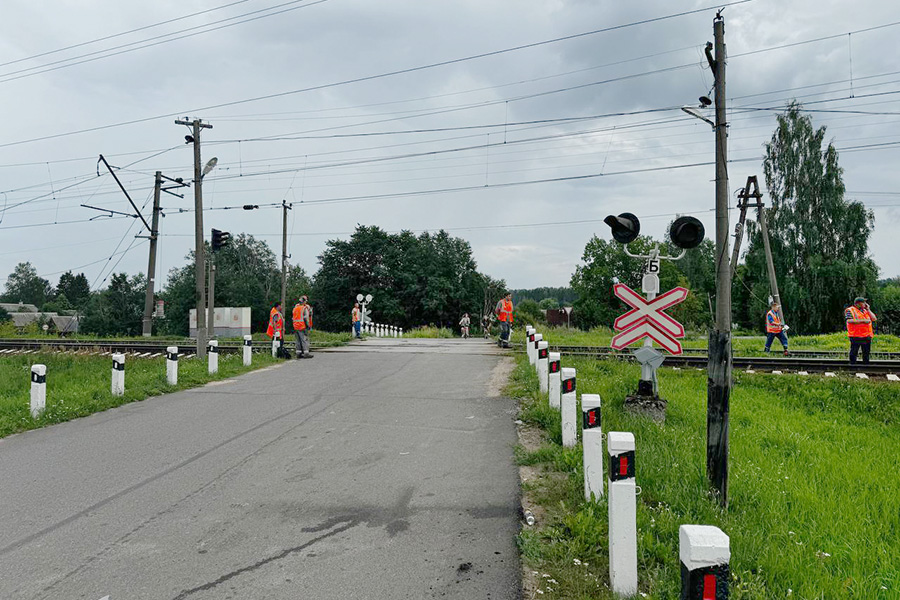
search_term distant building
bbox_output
[7,311,79,334]
[189,307,251,338]
[545,307,574,327]
[0,302,39,313]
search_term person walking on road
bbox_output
[292,295,315,359]
[267,301,288,359]
[764,301,789,356]
[846,296,877,364]
[495,293,514,348]
[459,313,471,339]
[482,314,492,339]
[351,303,362,338]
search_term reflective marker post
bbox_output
[548,352,561,410]
[30,364,46,418]
[679,525,730,600]
[271,337,279,358]
[242,335,252,367]
[608,431,638,596]
[166,346,179,386]
[111,353,125,397]
[561,367,577,447]
[532,334,543,373]
[582,393,603,500]
[537,341,549,394]
[526,328,536,365]
[208,340,218,374]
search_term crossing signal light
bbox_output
[669,216,705,249]
[211,228,231,252]
[604,213,640,244]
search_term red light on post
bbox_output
[549,361,560,373]
[538,348,548,359]
[619,456,628,476]
[702,574,716,600]
[563,378,575,393]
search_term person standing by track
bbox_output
[495,293,514,348]
[763,301,789,356]
[267,301,288,359]
[292,295,315,359]
[845,296,877,364]
[351,302,362,339]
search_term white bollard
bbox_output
[548,352,561,410]
[532,334,543,372]
[30,364,46,418]
[526,328,536,365]
[166,346,179,386]
[679,525,730,600]
[399,328,403,338]
[537,341,549,394]
[111,353,125,397]
[561,367,577,447]
[582,394,603,500]
[242,335,252,367]
[392,326,398,338]
[271,338,279,358]
[208,340,218,374]
[608,431,638,597]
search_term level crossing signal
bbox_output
[211,228,231,252]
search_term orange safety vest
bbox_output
[292,303,309,331]
[765,310,782,333]
[267,307,284,339]
[497,299,513,323]
[351,307,361,323]
[846,306,874,338]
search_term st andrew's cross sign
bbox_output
[610,283,688,355]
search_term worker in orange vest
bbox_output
[494,293,514,348]
[351,303,362,338]
[845,296,877,364]
[267,301,287,358]
[292,295,315,359]
[763,301,789,356]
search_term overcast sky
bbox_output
[1,0,898,295]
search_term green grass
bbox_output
[0,351,279,439]
[401,326,457,338]
[510,355,900,598]
[512,326,900,355]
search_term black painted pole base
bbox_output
[624,379,667,422]
[707,329,732,507]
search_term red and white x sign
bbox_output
[610,283,688,355]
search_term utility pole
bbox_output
[141,172,163,337]
[706,12,731,506]
[175,118,212,357]
[281,200,291,311]
[207,260,216,336]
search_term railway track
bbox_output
[532,345,900,378]
[0,338,330,356]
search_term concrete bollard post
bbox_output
[679,525,730,600]
[242,335,252,367]
[166,346,179,386]
[582,394,603,500]
[537,341,549,394]
[399,328,403,338]
[208,340,218,374]
[271,338,279,358]
[392,326,398,338]
[608,431,638,597]
[561,367,577,447]
[111,353,125,397]
[548,352,561,410]
[532,334,543,372]
[30,364,46,418]
[526,328,536,365]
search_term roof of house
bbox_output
[0,302,39,313]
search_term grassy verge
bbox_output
[402,326,457,338]
[0,351,279,439]
[512,327,900,355]
[511,354,900,598]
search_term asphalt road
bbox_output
[0,339,521,600]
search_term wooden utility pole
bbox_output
[141,172,162,337]
[175,118,212,357]
[733,176,784,324]
[706,12,732,506]
[280,200,291,311]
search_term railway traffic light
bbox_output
[604,213,641,244]
[211,228,231,252]
[669,216,705,249]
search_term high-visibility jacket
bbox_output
[293,303,312,331]
[267,307,284,339]
[765,310,783,333]
[845,305,875,338]
[496,299,513,323]
[351,307,361,323]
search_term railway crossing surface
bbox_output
[0,339,520,600]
